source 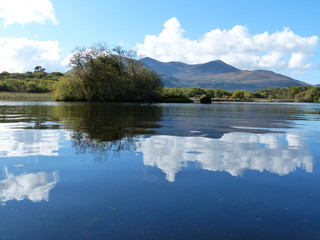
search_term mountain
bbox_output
[141,57,309,91]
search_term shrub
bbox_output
[4,79,26,92]
[294,87,320,103]
[230,90,246,101]
[53,74,86,101]
[200,95,211,104]
[184,88,206,98]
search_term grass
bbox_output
[0,92,53,101]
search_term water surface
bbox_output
[0,101,319,239]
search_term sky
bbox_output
[0,0,319,85]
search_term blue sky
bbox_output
[0,0,319,85]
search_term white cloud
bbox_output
[0,37,66,72]
[137,18,318,72]
[0,0,57,27]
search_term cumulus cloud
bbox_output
[0,0,57,27]
[0,37,66,72]
[137,18,318,72]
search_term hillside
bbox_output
[141,57,309,91]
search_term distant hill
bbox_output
[141,57,309,91]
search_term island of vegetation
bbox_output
[54,46,163,102]
[0,46,319,103]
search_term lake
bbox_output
[0,101,319,240]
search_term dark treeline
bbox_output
[0,66,63,93]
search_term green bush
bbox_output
[162,88,185,97]
[0,81,9,91]
[214,89,232,98]
[294,87,320,103]
[204,89,215,98]
[53,75,86,101]
[5,79,26,92]
[230,90,246,101]
[200,95,211,104]
[184,87,206,98]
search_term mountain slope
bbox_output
[141,57,189,75]
[141,57,309,91]
[191,60,240,74]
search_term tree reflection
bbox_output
[52,103,163,160]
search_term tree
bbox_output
[66,45,163,102]
[230,90,246,101]
[214,89,232,99]
[294,87,320,103]
[184,87,206,98]
[34,66,46,72]
[53,73,86,101]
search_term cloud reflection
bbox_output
[0,127,65,157]
[0,167,59,204]
[139,131,313,182]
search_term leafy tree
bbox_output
[0,81,9,91]
[34,66,46,72]
[214,89,232,98]
[4,79,26,92]
[200,94,211,103]
[53,73,86,101]
[294,87,320,103]
[184,87,206,98]
[162,88,185,97]
[230,90,246,101]
[66,45,163,102]
[204,89,215,98]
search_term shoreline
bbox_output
[0,92,313,104]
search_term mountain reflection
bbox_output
[0,167,59,204]
[139,131,313,182]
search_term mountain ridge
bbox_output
[141,57,309,91]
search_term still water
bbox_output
[0,101,319,240]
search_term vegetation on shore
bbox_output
[0,49,319,103]
[53,45,163,102]
[162,86,320,103]
[1,77,319,103]
[0,67,62,93]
